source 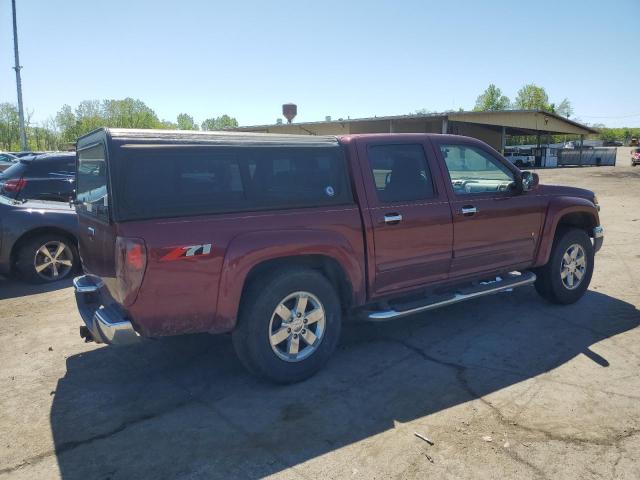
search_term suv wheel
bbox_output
[534,227,594,304]
[15,234,78,284]
[232,268,342,383]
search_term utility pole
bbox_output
[12,0,28,151]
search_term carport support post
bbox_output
[579,135,584,166]
[500,126,506,155]
[441,118,448,134]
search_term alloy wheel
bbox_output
[268,291,326,362]
[33,241,73,281]
[560,243,587,290]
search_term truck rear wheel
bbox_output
[534,227,594,304]
[232,268,342,383]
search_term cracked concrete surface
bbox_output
[1,165,639,479]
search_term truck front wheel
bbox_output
[232,268,342,383]
[534,227,594,304]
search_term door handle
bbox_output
[384,213,403,225]
[460,206,477,216]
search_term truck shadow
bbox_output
[50,288,639,479]
[0,276,72,300]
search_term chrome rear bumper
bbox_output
[73,275,140,345]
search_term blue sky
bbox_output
[0,0,638,127]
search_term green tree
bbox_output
[0,103,21,150]
[176,113,198,130]
[159,119,178,129]
[55,104,80,143]
[201,114,239,131]
[102,98,160,128]
[514,84,552,111]
[556,98,573,118]
[54,98,165,141]
[473,84,510,111]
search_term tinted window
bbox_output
[26,159,73,177]
[117,146,351,220]
[77,144,109,219]
[440,144,514,195]
[0,161,27,179]
[244,148,349,208]
[367,144,435,203]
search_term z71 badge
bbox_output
[160,244,212,262]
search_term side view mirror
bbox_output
[521,171,539,192]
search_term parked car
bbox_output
[73,129,603,383]
[503,151,535,168]
[0,152,75,202]
[630,138,639,147]
[0,153,18,172]
[602,141,623,147]
[631,148,640,166]
[0,195,78,283]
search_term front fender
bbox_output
[214,229,365,332]
[534,197,600,267]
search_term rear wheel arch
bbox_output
[241,254,354,314]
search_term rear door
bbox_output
[357,138,453,296]
[433,138,545,278]
[76,142,116,282]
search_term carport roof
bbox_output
[234,110,599,136]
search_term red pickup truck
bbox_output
[73,129,603,383]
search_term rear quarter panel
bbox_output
[118,205,365,337]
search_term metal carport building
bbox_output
[233,110,598,156]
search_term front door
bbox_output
[357,139,453,296]
[433,138,545,279]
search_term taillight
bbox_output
[3,178,27,193]
[114,236,147,306]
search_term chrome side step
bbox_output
[366,271,536,321]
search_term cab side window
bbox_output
[440,144,514,195]
[368,144,435,203]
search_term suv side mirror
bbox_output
[521,171,539,192]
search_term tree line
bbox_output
[473,83,573,118]
[2,91,637,152]
[0,98,238,152]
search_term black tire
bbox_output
[14,233,79,284]
[534,227,594,304]
[232,268,342,384]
